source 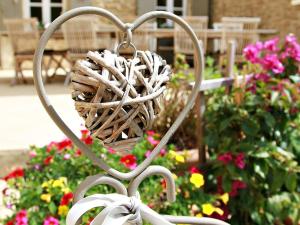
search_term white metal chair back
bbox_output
[4,18,39,55]
[174,16,208,56]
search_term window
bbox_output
[23,0,63,26]
[291,0,300,5]
[156,0,187,27]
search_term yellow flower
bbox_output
[40,194,51,203]
[172,173,178,180]
[41,181,49,188]
[58,205,69,216]
[169,150,185,163]
[219,193,229,205]
[52,178,66,188]
[196,213,203,218]
[175,155,185,163]
[190,173,205,188]
[62,187,71,194]
[202,203,224,216]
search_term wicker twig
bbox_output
[71,50,172,150]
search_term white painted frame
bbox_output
[156,0,187,26]
[23,0,63,25]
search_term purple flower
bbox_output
[63,154,71,160]
[34,164,41,170]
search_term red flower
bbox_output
[120,154,137,170]
[44,156,53,165]
[86,217,94,225]
[4,168,24,181]
[75,149,82,156]
[230,180,247,197]
[160,179,167,189]
[234,153,246,169]
[80,129,89,137]
[56,139,72,151]
[189,166,200,174]
[217,152,233,165]
[146,130,156,136]
[82,135,93,145]
[60,192,74,205]
[5,219,15,225]
[46,141,57,153]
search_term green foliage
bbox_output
[204,74,300,225]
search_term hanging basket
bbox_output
[70,49,172,151]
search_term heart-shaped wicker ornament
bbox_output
[71,50,172,151]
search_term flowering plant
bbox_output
[1,131,229,225]
[204,35,300,225]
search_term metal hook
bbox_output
[123,23,133,48]
[128,166,176,203]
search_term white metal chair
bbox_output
[174,16,208,58]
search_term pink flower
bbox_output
[286,34,297,44]
[262,54,284,74]
[217,152,233,165]
[243,44,260,63]
[234,153,246,169]
[145,150,151,158]
[147,136,159,146]
[108,147,116,154]
[16,210,28,225]
[254,73,271,82]
[264,37,279,52]
[29,151,37,158]
[43,216,59,225]
[120,154,137,170]
[160,148,166,156]
[146,130,156,136]
[230,180,247,197]
[63,154,71,160]
[189,166,200,174]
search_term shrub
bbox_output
[204,34,300,225]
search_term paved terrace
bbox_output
[0,70,83,176]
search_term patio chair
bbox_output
[4,18,40,84]
[62,16,115,84]
[219,30,258,69]
[174,16,208,59]
[213,22,244,53]
[221,17,261,30]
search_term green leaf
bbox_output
[241,119,259,136]
[254,163,267,179]
[49,201,57,214]
[285,173,297,192]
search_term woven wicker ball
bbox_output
[71,50,172,151]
